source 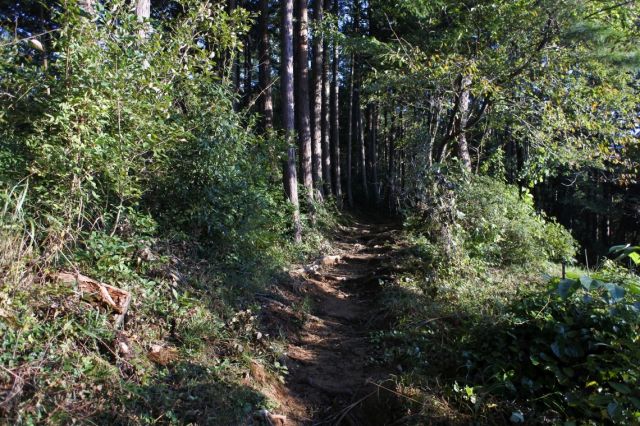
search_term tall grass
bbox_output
[0,182,36,289]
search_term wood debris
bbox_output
[55,271,131,328]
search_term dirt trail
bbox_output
[259,220,404,425]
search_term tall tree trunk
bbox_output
[136,0,150,38]
[456,74,473,172]
[330,1,342,206]
[294,0,314,201]
[281,0,302,242]
[346,54,355,207]
[258,0,273,130]
[357,97,368,201]
[243,32,252,108]
[228,0,240,110]
[321,0,332,196]
[388,107,396,211]
[311,0,325,200]
[371,103,379,205]
[353,0,368,202]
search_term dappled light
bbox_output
[0,0,638,424]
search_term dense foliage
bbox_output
[0,0,638,424]
[0,2,308,423]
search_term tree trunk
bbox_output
[229,0,240,110]
[353,0,368,202]
[136,0,150,38]
[258,0,273,130]
[243,32,252,108]
[311,0,325,200]
[346,54,355,208]
[357,98,368,201]
[321,0,332,196]
[294,0,314,201]
[456,74,473,172]
[371,104,379,205]
[281,0,302,242]
[330,1,342,206]
[388,108,396,211]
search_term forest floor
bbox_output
[256,218,408,425]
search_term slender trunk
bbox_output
[282,0,302,242]
[136,0,150,38]
[400,110,405,194]
[346,54,355,208]
[357,99,368,201]
[353,0,368,202]
[243,33,252,108]
[321,0,332,196]
[258,0,273,130]
[330,3,342,206]
[229,0,239,110]
[388,108,396,211]
[294,0,314,201]
[371,104,379,205]
[456,74,472,172]
[311,0,325,199]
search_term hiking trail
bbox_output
[258,219,406,425]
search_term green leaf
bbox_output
[608,244,629,254]
[609,382,631,394]
[579,275,593,290]
[604,283,625,302]
[557,279,576,299]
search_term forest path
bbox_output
[259,219,405,425]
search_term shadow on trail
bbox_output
[259,217,417,425]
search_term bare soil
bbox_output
[258,220,406,425]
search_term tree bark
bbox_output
[282,0,302,242]
[330,0,342,206]
[258,0,273,130]
[228,0,240,110]
[346,54,355,208]
[136,0,150,38]
[371,104,379,205]
[353,0,368,202]
[243,32,252,108]
[311,0,325,200]
[388,107,396,211]
[357,96,368,201]
[456,74,473,172]
[294,0,314,202]
[321,0,332,196]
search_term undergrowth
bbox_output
[0,2,338,423]
[373,171,640,424]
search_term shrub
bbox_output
[461,269,640,423]
[457,176,576,266]
[407,171,576,270]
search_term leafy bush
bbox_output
[457,176,576,266]
[0,2,303,423]
[0,0,286,258]
[460,269,640,423]
[408,171,576,270]
[376,245,640,423]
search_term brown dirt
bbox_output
[258,220,407,425]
